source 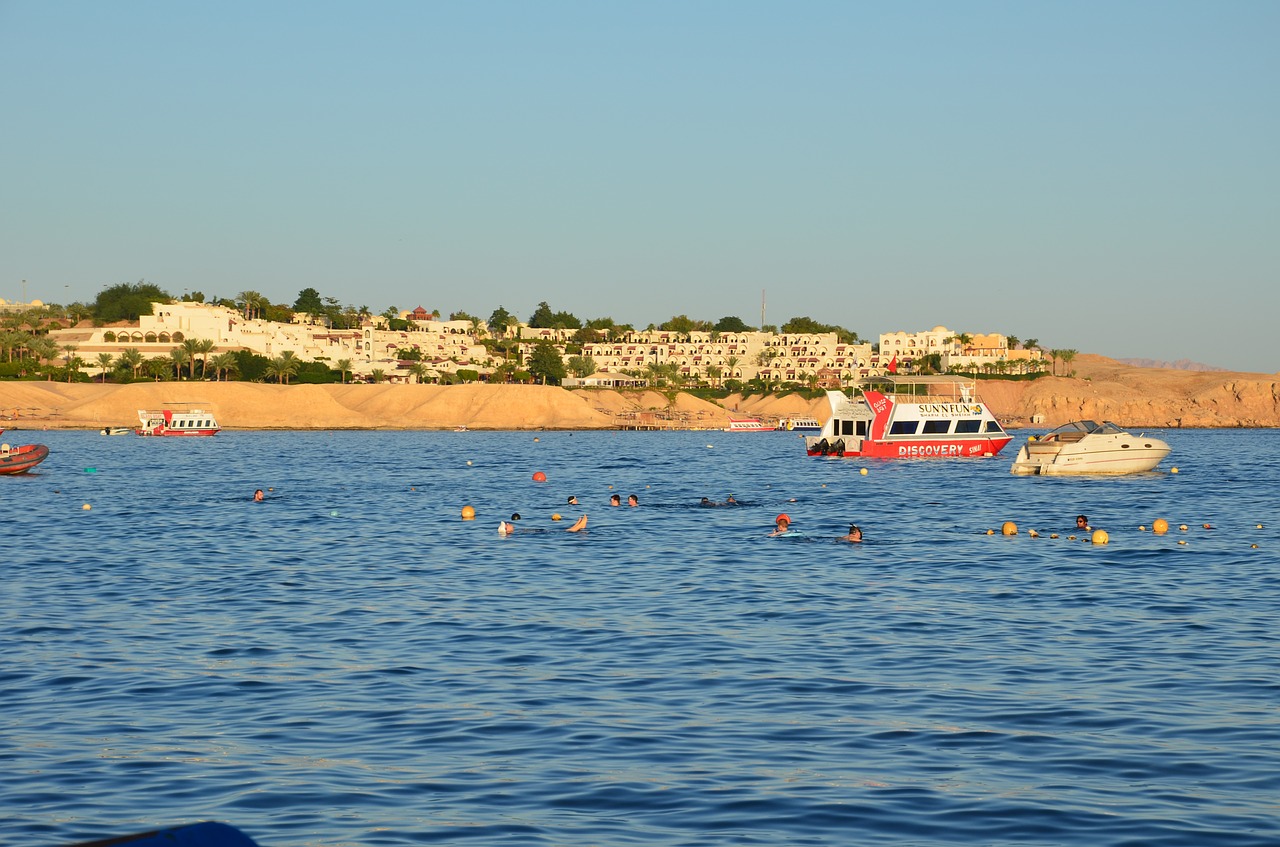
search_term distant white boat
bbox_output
[725,417,772,433]
[776,416,821,434]
[1010,420,1171,475]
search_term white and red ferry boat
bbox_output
[725,417,772,433]
[805,376,1012,458]
[136,405,221,437]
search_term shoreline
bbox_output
[3,354,1279,433]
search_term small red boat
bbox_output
[0,443,50,474]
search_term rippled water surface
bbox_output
[4,428,1279,846]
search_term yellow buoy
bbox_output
[1091,529,1109,545]
[466,460,472,466]
[82,503,91,511]
[1152,518,1169,534]
[986,529,995,535]
[1049,533,1060,539]
[1171,467,1179,473]
[1178,539,1188,545]
[461,505,476,520]
[1179,524,1189,531]
[1251,543,1259,549]
[1028,529,1039,538]
[1001,521,1017,536]
[860,467,868,476]
[1139,525,1147,531]
[551,513,562,521]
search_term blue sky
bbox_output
[2,1,1276,371]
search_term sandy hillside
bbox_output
[4,357,1278,431]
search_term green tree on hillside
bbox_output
[488,306,513,336]
[94,281,172,322]
[293,287,324,315]
[528,341,566,384]
[715,315,751,333]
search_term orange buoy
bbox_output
[532,471,547,482]
[1152,518,1169,534]
[461,505,476,520]
[1091,529,1109,545]
[1001,521,1017,536]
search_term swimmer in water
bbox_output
[253,489,265,502]
[627,494,638,507]
[769,514,792,536]
[567,495,579,506]
[839,524,863,543]
[610,494,621,507]
[1076,514,1090,530]
[499,514,587,535]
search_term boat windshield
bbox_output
[1043,420,1100,437]
[1041,420,1131,437]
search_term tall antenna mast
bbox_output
[760,289,766,329]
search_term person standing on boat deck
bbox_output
[628,494,639,507]
[252,489,265,502]
[770,514,792,536]
[839,524,863,543]
[610,494,621,506]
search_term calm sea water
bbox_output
[3,428,1279,847]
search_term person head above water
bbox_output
[610,494,621,506]
[567,495,579,505]
[700,497,713,506]
[511,513,521,521]
[776,513,791,527]
[628,494,638,506]
[253,489,264,501]
[845,524,863,542]
[1076,514,1089,528]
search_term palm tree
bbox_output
[335,358,352,384]
[194,338,215,378]
[705,364,723,388]
[180,338,202,379]
[265,352,300,385]
[369,368,386,383]
[209,351,238,381]
[724,355,741,381]
[117,347,144,381]
[1059,348,1077,376]
[65,355,85,382]
[1047,349,1061,376]
[169,347,190,380]
[408,361,429,384]
[237,290,265,321]
[145,357,169,381]
[96,352,115,381]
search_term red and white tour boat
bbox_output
[137,405,221,437]
[805,376,1012,458]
